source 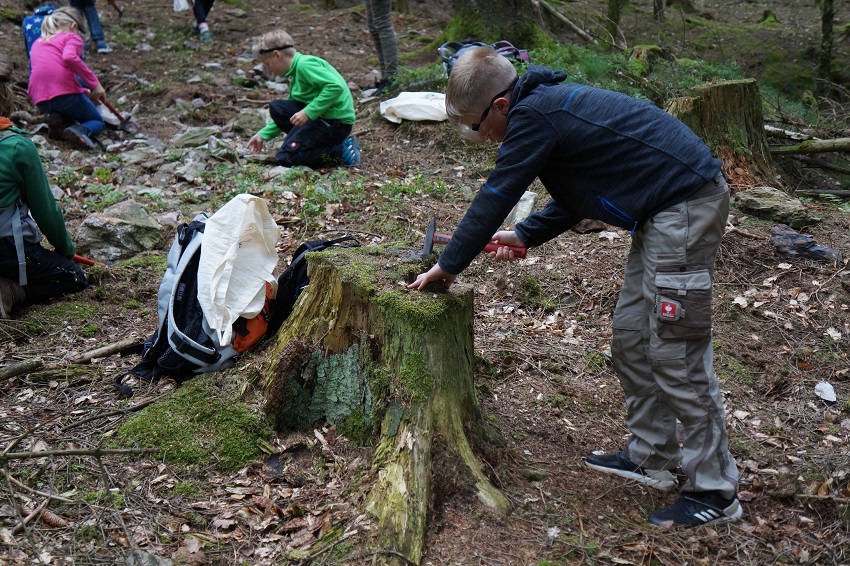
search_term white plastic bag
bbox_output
[379,92,447,124]
[173,0,191,13]
[197,194,280,346]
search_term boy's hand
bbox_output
[487,230,524,262]
[247,134,265,153]
[290,110,309,127]
[88,83,106,103]
[407,264,457,291]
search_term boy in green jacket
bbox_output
[246,29,360,168]
[0,63,87,318]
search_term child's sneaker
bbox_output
[96,41,113,54]
[648,491,743,527]
[341,136,361,167]
[199,24,212,42]
[585,452,678,491]
[63,125,98,150]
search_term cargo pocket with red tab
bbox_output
[654,268,713,340]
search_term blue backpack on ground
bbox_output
[23,6,55,58]
[438,39,531,76]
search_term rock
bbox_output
[186,75,203,84]
[262,166,292,181]
[75,200,163,263]
[120,146,163,165]
[508,190,537,226]
[208,136,240,163]
[225,109,267,134]
[732,186,821,228]
[815,381,837,403]
[174,158,207,183]
[265,80,289,93]
[243,153,279,165]
[171,126,222,148]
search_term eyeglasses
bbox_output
[258,44,294,54]
[457,79,517,143]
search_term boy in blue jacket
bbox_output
[408,46,740,528]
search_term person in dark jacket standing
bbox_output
[408,46,741,528]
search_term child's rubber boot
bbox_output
[63,125,98,150]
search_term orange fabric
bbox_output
[0,117,12,130]
[232,282,273,353]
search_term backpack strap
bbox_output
[0,200,28,286]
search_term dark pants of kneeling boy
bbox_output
[269,100,351,168]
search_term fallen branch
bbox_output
[70,337,142,364]
[724,224,769,240]
[11,499,48,535]
[770,137,850,155]
[0,447,155,463]
[795,188,850,198]
[0,358,43,382]
[791,155,850,175]
[26,365,101,384]
[532,0,595,43]
[794,493,850,504]
[6,474,79,504]
[61,399,155,432]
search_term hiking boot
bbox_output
[585,452,678,491]
[341,136,361,167]
[648,491,743,527]
[96,41,113,54]
[63,125,97,150]
[0,277,26,319]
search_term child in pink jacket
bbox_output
[28,7,106,150]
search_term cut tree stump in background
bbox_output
[262,246,510,565]
[666,79,782,189]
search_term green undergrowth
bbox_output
[112,375,272,472]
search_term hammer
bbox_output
[423,218,527,258]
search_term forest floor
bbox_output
[1,0,850,564]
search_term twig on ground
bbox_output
[6,474,79,504]
[61,399,156,432]
[725,223,769,240]
[11,499,49,535]
[70,337,142,364]
[0,447,155,463]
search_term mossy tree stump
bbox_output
[262,246,509,565]
[665,79,782,189]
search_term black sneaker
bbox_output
[585,452,678,491]
[648,491,743,527]
[63,125,97,150]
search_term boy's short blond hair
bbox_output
[445,46,518,123]
[252,30,296,58]
[40,7,86,40]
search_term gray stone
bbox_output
[120,146,162,165]
[75,200,163,263]
[226,109,267,134]
[171,126,222,148]
[243,153,279,165]
[265,80,289,93]
[208,136,240,163]
[732,186,821,228]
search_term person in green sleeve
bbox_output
[0,58,87,318]
[246,29,361,168]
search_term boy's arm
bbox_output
[514,199,580,247]
[437,107,559,275]
[257,120,282,140]
[15,138,75,257]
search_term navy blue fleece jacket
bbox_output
[437,65,722,275]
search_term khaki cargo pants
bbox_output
[611,175,738,499]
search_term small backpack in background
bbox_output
[22,6,55,59]
[438,40,531,76]
[119,213,275,396]
[266,236,360,337]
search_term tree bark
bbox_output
[262,247,509,565]
[817,0,835,98]
[665,79,781,188]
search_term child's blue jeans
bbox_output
[37,93,105,136]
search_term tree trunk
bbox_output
[816,0,835,98]
[262,247,510,565]
[665,79,781,189]
[605,0,629,48]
